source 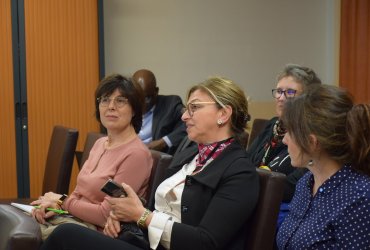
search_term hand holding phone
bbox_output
[101,179,127,198]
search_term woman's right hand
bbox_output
[106,183,146,223]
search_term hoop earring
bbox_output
[217,119,223,125]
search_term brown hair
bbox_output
[281,84,370,175]
[95,74,144,133]
[187,77,250,143]
[347,104,370,174]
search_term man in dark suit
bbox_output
[133,69,186,154]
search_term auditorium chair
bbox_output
[0,125,78,204]
[146,150,173,210]
[244,168,286,250]
[76,131,105,170]
[247,118,269,149]
[0,204,41,250]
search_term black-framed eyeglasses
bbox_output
[272,88,297,99]
[97,96,128,108]
[182,102,216,117]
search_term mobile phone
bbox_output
[101,179,127,197]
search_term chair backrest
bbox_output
[244,168,286,250]
[42,125,79,195]
[247,118,269,149]
[0,204,41,250]
[146,150,173,210]
[239,130,250,149]
[78,132,105,170]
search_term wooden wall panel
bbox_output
[340,0,370,103]
[0,0,18,198]
[24,0,100,197]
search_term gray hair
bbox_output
[277,64,322,89]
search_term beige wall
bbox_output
[103,0,340,119]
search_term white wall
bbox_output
[103,0,340,103]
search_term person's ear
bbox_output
[218,105,232,124]
[308,134,319,152]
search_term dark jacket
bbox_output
[246,117,306,202]
[165,142,259,250]
[152,95,187,154]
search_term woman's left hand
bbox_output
[103,215,121,238]
[30,199,59,224]
[106,183,145,223]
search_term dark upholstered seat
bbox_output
[146,150,173,210]
[76,131,105,170]
[42,125,79,195]
[0,204,41,250]
[239,130,250,149]
[244,168,286,250]
[0,125,78,203]
[247,118,269,149]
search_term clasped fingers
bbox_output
[103,216,121,238]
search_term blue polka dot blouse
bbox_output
[276,165,370,249]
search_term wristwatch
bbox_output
[137,209,151,228]
[57,194,68,206]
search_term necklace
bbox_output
[105,133,136,149]
[260,119,286,166]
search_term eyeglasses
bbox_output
[272,88,297,99]
[183,102,216,117]
[97,96,128,108]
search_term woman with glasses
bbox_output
[41,77,259,250]
[246,64,321,225]
[277,84,370,249]
[31,74,153,239]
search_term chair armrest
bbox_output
[0,204,41,250]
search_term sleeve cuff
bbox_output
[162,136,173,147]
[148,211,173,249]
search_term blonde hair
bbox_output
[187,77,250,138]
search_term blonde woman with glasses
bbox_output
[41,77,259,250]
[31,74,152,240]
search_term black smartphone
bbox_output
[101,179,127,197]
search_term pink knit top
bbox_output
[63,136,152,228]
